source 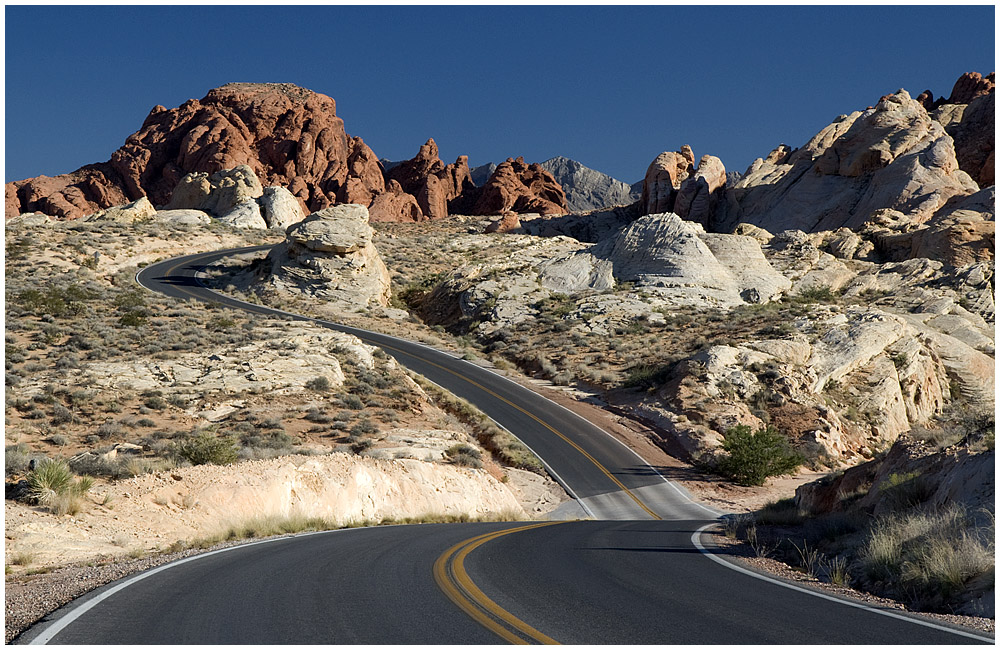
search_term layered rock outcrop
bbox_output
[471,157,568,216]
[260,204,391,311]
[719,90,980,235]
[6,83,389,221]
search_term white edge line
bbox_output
[408,373,596,520]
[691,523,994,644]
[141,249,720,520]
[30,534,292,644]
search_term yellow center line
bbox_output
[373,341,661,520]
[155,254,661,521]
[434,522,564,644]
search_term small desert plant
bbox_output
[791,539,823,579]
[716,425,803,487]
[26,459,94,514]
[175,432,238,466]
[824,555,852,586]
[305,376,332,391]
[446,444,483,468]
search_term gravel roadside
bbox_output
[5,538,261,643]
[705,527,995,637]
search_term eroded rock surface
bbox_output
[259,204,391,311]
[472,157,568,216]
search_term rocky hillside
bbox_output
[539,156,640,212]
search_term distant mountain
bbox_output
[379,158,402,173]
[469,162,497,187]
[539,157,640,213]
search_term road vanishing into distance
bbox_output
[19,247,992,645]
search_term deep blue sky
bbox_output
[5,5,995,184]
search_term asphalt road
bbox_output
[18,246,991,644]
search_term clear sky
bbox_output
[4,5,995,185]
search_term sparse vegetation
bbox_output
[175,432,239,466]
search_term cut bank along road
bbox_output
[18,246,991,644]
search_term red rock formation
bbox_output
[6,83,385,219]
[336,137,385,207]
[472,157,568,216]
[384,138,476,220]
[947,71,995,105]
[368,179,424,223]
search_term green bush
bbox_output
[716,425,803,486]
[176,433,238,466]
[305,376,331,391]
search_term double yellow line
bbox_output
[433,522,565,644]
[374,340,662,521]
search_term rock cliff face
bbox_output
[259,204,391,311]
[640,147,727,228]
[471,157,568,216]
[932,72,995,188]
[538,157,639,212]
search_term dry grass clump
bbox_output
[859,505,994,609]
[409,372,543,472]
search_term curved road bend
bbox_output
[137,246,714,522]
[17,246,990,644]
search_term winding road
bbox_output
[18,247,991,644]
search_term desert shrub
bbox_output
[622,363,673,389]
[50,404,75,425]
[716,425,803,486]
[878,471,934,511]
[343,394,364,410]
[26,459,93,514]
[96,421,126,439]
[755,498,806,526]
[305,376,332,391]
[349,438,374,454]
[446,444,483,468]
[175,432,238,466]
[5,443,32,476]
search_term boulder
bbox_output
[217,200,267,229]
[83,196,156,223]
[168,165,264,215]
[368,179,424,223]
[259,186,306,229]
[153,209,212,226]
[4,212,52,228]
[484,213,522,234]
[262,204,391,311]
